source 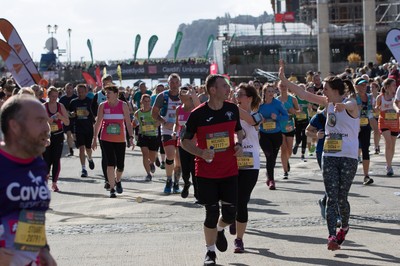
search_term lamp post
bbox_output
[47,24,58,53]
[67,28,72,64]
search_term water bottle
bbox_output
[205,146,214,163]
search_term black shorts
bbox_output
[380,128,400,136]
[137,134,159,151]
[76,131,94,149]
[196,175,238,205]
[63,124,73,133]
[282,130,295,137]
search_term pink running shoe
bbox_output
[266,179,276,190]
[327,236,340,251]
[336,227,349,245]
[234,238,244,253]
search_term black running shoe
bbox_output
[216,230,228,252]
[181,182,191,198]
[81,169,88,177]
[104,182,111,191]
[204,250,216,266]
[110,189,117,198]
[116,181,123,194]
[150,163,156,174]
[88,159,95,170]
[155,157,161,167]
[363,176,374,185]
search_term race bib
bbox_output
[285,124,294,132]
[167,113,176,123]
[237,151,254,169]
[360,117,369,126]
[76,107,87,118]
[296,112,307,120]
[106,123,121,135]
[14,210,46,252]
[142,124,155,133]
[50,122,59,132]
[323,135,343,153]
[206,131,229,151]
[385,112,397,120]
[262,119,276,131]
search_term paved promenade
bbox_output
[46,139,400,265]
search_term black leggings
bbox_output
[236,169,259,223]
[295,120,308,154]
[358,125,371,160]
[102,141,126,171]
[43,133,64,183]
[259,131,282,180]
[178,146,198,198]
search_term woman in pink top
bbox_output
[92,85,134,198]
[173,86,200,199]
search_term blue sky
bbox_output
[2,0,272,63]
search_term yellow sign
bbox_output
[237,152,254,169]
[262,120,276,131]
[14,210,46,252]
[206,132,230,151]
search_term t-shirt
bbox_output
[69,97,95,134]
[0,149,50,265]
[59,94,77,111]
[184,101,242,179]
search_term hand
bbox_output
[279,59,287,83]
[271,113,277,120]
[234,144,243,157]
[130,139,135,150]
[91,140,97,151]
[38,248,57,266]
[201,148,214,161]
[317,130,325,139]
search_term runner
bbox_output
[59,83,78,156]
[258,83,289,190]
[354,77,374,185]
[43,86,70,192]
[181,74,243,266]
[92,84,134,198]
[376,78,398,176]
[0,94,56,265]
[173,86,200,199]
[280,60,359,251]
[152,73,182,194]
[92,75,112,189]
[69,84,96,177]
[151,84,167,169]
[134,94,160,181]
[229,82,261,253]
[277,81,300,178]
[370,81,381,154]
[292,84,310,161]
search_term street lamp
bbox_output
[47,24,58,54]
[67,28,72,64]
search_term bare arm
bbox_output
[279,60,327,106]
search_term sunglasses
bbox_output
[234,92,247,98]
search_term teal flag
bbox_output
[174,31,183,60]
[229,33,236,46]
[87,39,93,66]
[148,35,158,60]
[133,34,141,62]
[204,34,215,59]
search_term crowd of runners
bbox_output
[1,60,400,265]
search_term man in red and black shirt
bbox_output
[181,74,243,266]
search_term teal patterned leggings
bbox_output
[322,156,358,236]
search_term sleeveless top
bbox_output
[237,112,260,170]
[378,95,399,131]
[323,101,359,159]
[97,90,107,105]
[176,105,192,146]
[161,95,181,135]
[295,96,309,122]
[45,102,63,134]
[137,109,157,137]
[100,100,126,143]
[356,93,373,127]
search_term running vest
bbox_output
[100,100,126,142]
[356,93,373,127]
[137,109,157,137]
[176,105,192,146]
[278,95,295,133]
[45,102,63,134]
[237,113,260,170]
[160,91,181,135]
[378,96,399,131]
[295,96,309,122]
[323,101,359,159]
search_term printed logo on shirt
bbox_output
[225,111,234,120]
[8,220,18,234]
[327,113,337,127]
[206,117,214,122]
